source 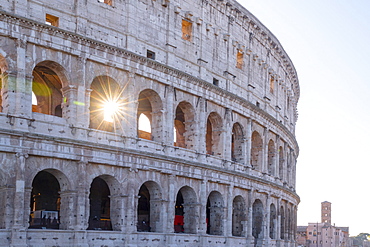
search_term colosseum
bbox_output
[0,0,300,246]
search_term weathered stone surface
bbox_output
[0,0,299,246]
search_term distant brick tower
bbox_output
[321,201,332,224]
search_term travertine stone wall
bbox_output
[0,0,299,246]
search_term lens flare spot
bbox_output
[103,100,119,122]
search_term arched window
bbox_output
[231,123,244,163]
[32,64,63,117]
[280,205,285,239]
[174,186,198,234]
[138,113,151,140]
[174,190,184,233]
[137,181,162,232]
[29,171,61,229]
[87,177,112,231]
[252,199,263,239]
[90,76,124,132]
[137,90,163,142]
[268,140,275,176]
[270,203,277,239]
[232,196,246,236]
[174,106,186,148]
[206,112,223,156]
[174,101,196,149]
[206,191,224,235]
[251,131,263,170]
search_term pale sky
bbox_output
[239,0,370,236]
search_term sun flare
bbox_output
[103,100,120,122]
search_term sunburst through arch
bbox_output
[89,75,131,133]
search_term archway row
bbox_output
[1,59,292,178]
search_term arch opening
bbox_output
[138,113,151,140]
[280,206,285,240]
[32,65,63,117]
[252,199,263,239]
[87,177,112,231]
[270,203,277,239]
[90,76,124,132]
[251,131,263,170]
[174,191,184,233]
[174,102,196,149]
[231,123,244,163]
[268,140,275,176]
[137,90,163,141]
[137,181,162,232]
[174,186,198,234]
[206,191,224,235]
[174,106,186,148]
[206,113,223,156]
[29,171,61,229]
[232,195,246,236]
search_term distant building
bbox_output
[297,201,350,247]
[349,233,370,247]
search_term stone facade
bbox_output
[0,0,299,246]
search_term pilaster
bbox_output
[197,98,206,162]
[10,152,29,247]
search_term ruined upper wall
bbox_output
[0,0,299,132]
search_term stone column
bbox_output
[125,172,138,234]
[164,86,175,147]
[0,186,12,229]
[224,108,232,161]
[283,142,288,185]
[275,136,281,180]
[61,85,78,126]
[226,184,233,236]
[121,72,137,139]
[165,174,176,233]
[183,202,200,234]
[71,161,89,247]
[75,161,88,230]
[262,127,268,174]
[3,38,33,129]
[151,110,165,143]
[84,88,93,129]
[276,199,281,243]
[59,190,77,230]
[165,174,176,247]
[110,194,129,231]
[284,201,288,241]
[197,98,207,162]
[13,152,28,228]
[150,199,165,232]
[245,119,252,169]
[246,190,254,246]
[265,195,271,246]
[10,152,29,247]
[198,179,207,234]
[292,154,297,189]
[69,54,88,127]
